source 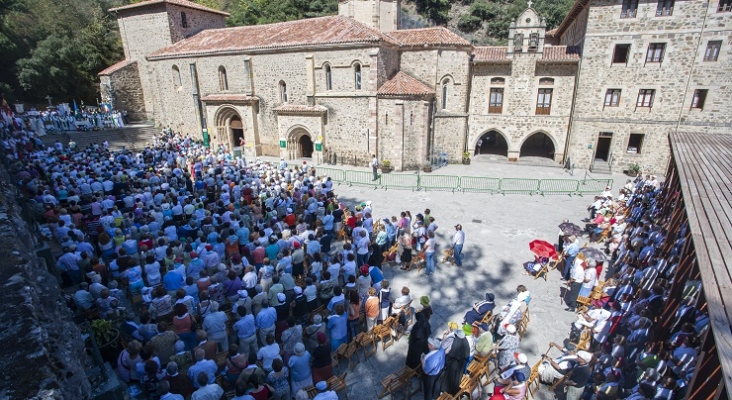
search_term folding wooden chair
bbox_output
[374,316,396,351]
[328,372,349,400]
[378,366,417,399]
[344,341,360,371]
[534,260,550,281]
[550,253,564,270]
[355,331,377,360]
[575,295,592,314]
[524,360,542,400]
[458,374,481,400]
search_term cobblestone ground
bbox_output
[279,157,631,400]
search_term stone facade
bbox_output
[99,61,146,121]
[101,0,732,174]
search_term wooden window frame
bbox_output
[636,89,655,109]
[604,89,621,108]
[656,0,674,16]
[645,43,666,64]
[691,89,708,110]
[612,44,631,64]
[704,41,721,61]
[489,88,504,114]
[621,0,638,18]
[536,88,553,115]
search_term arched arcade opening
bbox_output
[519,132,555,159]
[475,130,509,157]
[214,106,244,150]
[287,128,315,159]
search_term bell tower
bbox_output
[507,4,546,55]
[338,0,401,31]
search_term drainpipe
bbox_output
[465,52,475,153]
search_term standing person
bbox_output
[564,260,585,312]
[443,326,470,395]
[421,338,446,400]
[406,312,431,370]
[475,138,483,155]
[451,224,465,267]
[563,236,580,281]
[371,155,379,181]
[423,231,436,276]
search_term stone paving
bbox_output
[290,159,630,400]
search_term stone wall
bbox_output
[102,62,147,121]
[0,165,90,400]
[564,0,731,174]
[377,98,430,170]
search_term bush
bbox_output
[457,14,482,32]
[381,159,391,168]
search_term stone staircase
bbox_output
[590,159,612,175]
[40,123,158,152]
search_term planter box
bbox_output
[382,167,393,174]
[462,158,471,165]
[422,166,433,173]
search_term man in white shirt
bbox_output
[451,224,465,267]
[190,372,223,400]
[371,155,379,181]
[423,231,436,275]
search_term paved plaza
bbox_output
[299,159,629,400]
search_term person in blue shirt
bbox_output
[237,224,250,246]
[322,210,334,234]
[256,300,277,346]
[188,252,205,280]
[327,304,348,351]
[265,237,280,261]
[421,337,446,400]
[562,236,580,281]
[369,265,384,291]
[163,268,185,292]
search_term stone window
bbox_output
[490,77,505,85]
[354,63,362,90]
[621,0,638,18]
[636,89,655,109]
[489,88,504,114]
[718,0,732,12]
[656,0,674,16]
[645,43,665,64]
[172,65,182,89]
[181,12,188,28]
[410,112,414,126]
[691,89,708,109]
[604,89,621,107]
[627,133,645,154]
[218,66,228,91]
[536,88,552,115]
[279,81,288,103]
[704,41,721,61]
[385,112,389,125]
[538,77,554,85]
[441,79,449,110]
[612,44,631,64]
[514,34,524,52]
[324,64,332,91]
[528,33,539,51]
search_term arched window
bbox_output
[172,65,182,89]
[354,63,362,90]
[181,12,188,28]
[539,77,555,85]
[324,64,332,91]
[218,66,228,91]
[441,79,450,110]
[279,81,288,103]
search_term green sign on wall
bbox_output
[202,128,210,148]
[315,142,322,152]
[279,140,286,148]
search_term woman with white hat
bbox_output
[496,324,520,369]
[288,342,313,397]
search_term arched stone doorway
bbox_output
[519,132,555,159]
[214,106,244,150]
[287,127,315,159]
[475,130,509,157]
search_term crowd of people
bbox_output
[6,107,129,136]
[1,103,703,400]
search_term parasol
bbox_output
[529,239,557,258]
[579,246,607,262]
[558,222,583,236]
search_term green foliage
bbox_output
[413,0,450,25]
[225,0,337,27]
[0,82,15,104]
[457,13,482,33]
[628,162,641,175]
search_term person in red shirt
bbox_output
[252,243,266,270]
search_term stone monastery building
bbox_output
[100,0,732,173]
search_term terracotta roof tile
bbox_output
[109,0,230,16]
[148,16,398,59]
[377,71,435,97]
[385,27,472,48]
[472,47,509,63]
[98,60,136,76]
[540,45,581,62]
[200,94,258,102]
[273,104,328,114]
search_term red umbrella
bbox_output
[529,239,557,258]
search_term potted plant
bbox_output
[422,164,433,173]
[381,159,393,173]
[462,151,471,165]
[91,319,120,349]
[626,162,641,176]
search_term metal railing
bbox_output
[314,166,613,196]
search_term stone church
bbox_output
[100,0,732,173]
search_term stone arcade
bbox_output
[100,0,732,173]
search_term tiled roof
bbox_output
[385,27,472,48]
[273,104,328,114]
[148,16,399,59]
[200,94,258,102]
[377,71,435,97]
[109,0,230,16]
[472,47,509,63]
[540,45,581,62]
[98,60,136,76]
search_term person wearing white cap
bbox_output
[312,381,337,400]
[496,324,520,369]
[421,337,445,400]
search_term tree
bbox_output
[414,0,450,25]
[457,13,482,33]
